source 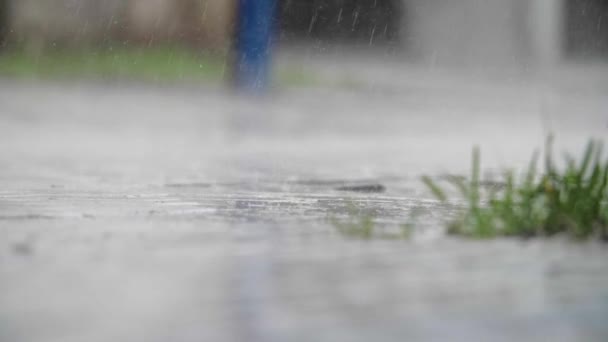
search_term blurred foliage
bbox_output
[423,137,608,241]
[0,45,330,87]
[0,46,226,82]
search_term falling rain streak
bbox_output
[369,25,375,45]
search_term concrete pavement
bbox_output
[1,61,608,341]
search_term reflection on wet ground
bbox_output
[1,64,608,341]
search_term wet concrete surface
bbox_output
[1,62,608,341]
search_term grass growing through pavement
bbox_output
[329,202,411,240]
[330,211,376,239]
[423,137,608,241]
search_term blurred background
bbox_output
[0,0,606,78]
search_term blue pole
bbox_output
[234,0,277,92]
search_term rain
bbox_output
[0,0,608,341]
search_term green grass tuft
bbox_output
[423,137,608,241]
[329,202,411,240]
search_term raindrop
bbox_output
[308,10,318,34]
[369,26,376,45]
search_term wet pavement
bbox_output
[1,60,608,341]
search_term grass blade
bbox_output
[446,175,469,199]
[524,150,539,188]
[422,176,448,203]
[470,146,481,209]
[579,139,596,178]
